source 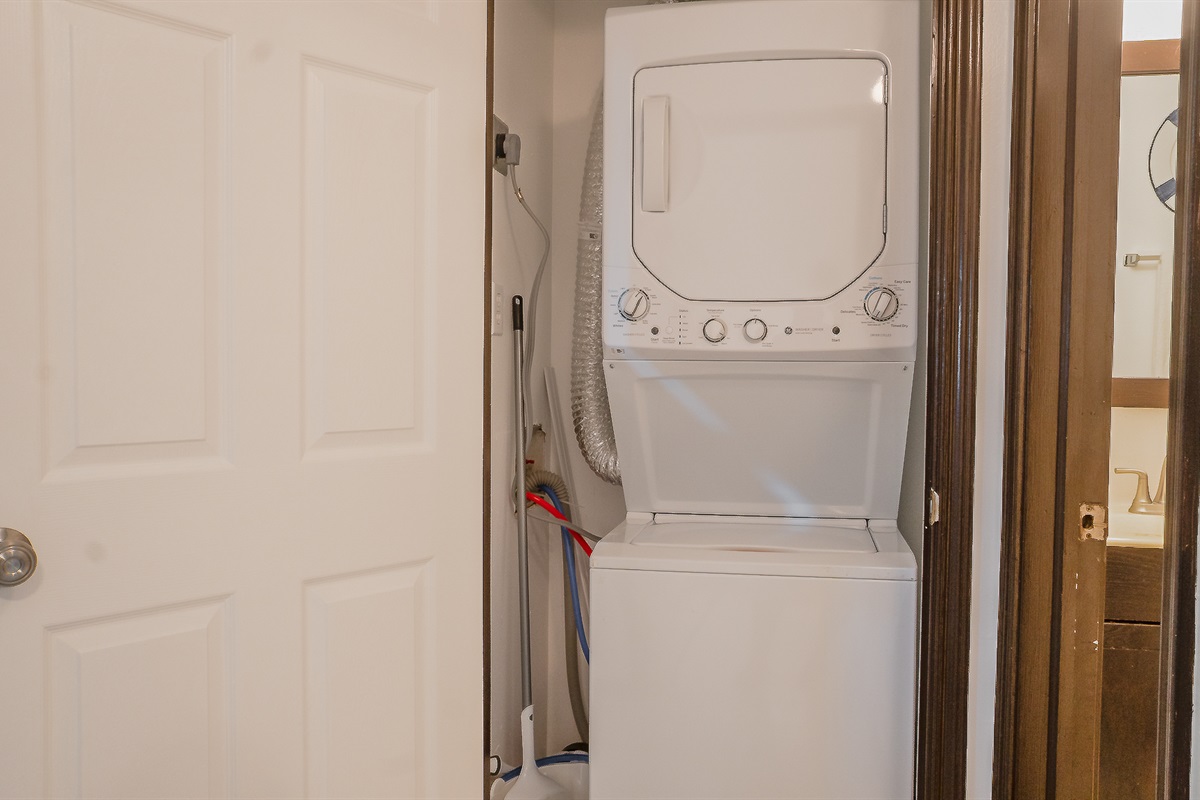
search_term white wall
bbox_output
[490,0,556,767]
[966,1,1016,796]
[1124,0,1184,41]
[1113,73,1180,379]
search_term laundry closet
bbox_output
[489,1,929,797]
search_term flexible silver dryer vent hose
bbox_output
[570,0,696,485]
[569,93,621,485]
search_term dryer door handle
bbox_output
[642,95,670,212]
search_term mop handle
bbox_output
[513,296,533,709]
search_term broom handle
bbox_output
[513,295,533,709]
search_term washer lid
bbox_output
[592,516,916,580]
[632,57,888,302]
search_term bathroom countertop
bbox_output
[1106,511,1164,548]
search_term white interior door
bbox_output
[0,1,485,797]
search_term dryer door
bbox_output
[633,58,888,302]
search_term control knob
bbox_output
[702,318,727,343]
[618,288,651,321]
[863,287,900,322]
[743,318,768,342]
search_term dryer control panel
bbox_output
[603,264,916,361]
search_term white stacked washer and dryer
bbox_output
[588,1,920,797]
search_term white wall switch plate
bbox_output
[491,282,503,336]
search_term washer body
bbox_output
[590,517,916,799]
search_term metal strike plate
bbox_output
[1079,504,1108,542]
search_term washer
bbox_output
[589,517,916,799]
[591,1,920,797]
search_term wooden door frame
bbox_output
[1158,1,1200,795]
[483,0,495,792]
[915,0,984,796]
[992,0,1124,796]
[993,0,1200,797]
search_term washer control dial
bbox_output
[863,287,900,322]
[743,318,768,342]
[618,288,651,321]
[702,318,727,343]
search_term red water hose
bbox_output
[525,491,593,556]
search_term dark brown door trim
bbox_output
[1111,377,1171,409]
[915,0,983,796]
[483,0,495,793]
[993,0,1124,796]
[991,1,1040,787]
[1158,3,1200,796]
[1123,38,1183,76]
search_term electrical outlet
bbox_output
[492,115,510,175]
[491,283,503,336]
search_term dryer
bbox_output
[589,1,920,797]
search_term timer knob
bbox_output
[863,287,900,322]
[743,318,768,342]
[702,318,727,343]
[618,288,651,321]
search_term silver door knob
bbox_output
[0,528,37,586]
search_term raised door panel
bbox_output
[304,562,434,798]
[40,2,230,479]
[45,599,231,798]
[302,59,431,457]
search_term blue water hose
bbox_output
[537,484,590,664]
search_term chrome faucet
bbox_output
[1114,458,1166,515]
